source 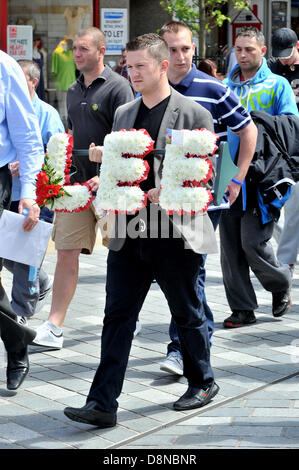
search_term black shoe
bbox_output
[6,347,29,390]
[0,309,36,351]
[64,401,117,428]
[223,310,256,328]
[272,289,292,317]
[173,382,219,411]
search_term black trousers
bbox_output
[0,164,34,352]
[220,209,291,311]
[87,236,214,413]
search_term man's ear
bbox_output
[261,45,267,57]
[33,77,39,89]
[99,45,106,58]
[161,59,169,74]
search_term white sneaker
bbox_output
[289,264,295,279]
[35,275,54,313]
[160,352,184,376]
[17,315,28,326]
[133,320,142,337]
[31,321,63,349]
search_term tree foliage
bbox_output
[160,0,251,57]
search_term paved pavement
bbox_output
[0,231,299,452]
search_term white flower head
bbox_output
[96,129,153,213]
[160,128,216,214]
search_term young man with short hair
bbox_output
[158,21,257,375]
[31,27,134,349]
[64,33,220,428]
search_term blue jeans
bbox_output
[167,210,221,355]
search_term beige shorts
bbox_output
[52,206,98,254]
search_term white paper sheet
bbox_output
[0,210,53,267]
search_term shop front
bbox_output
[0,1,100,126]
[0,0,170,125]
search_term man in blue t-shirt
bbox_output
[158,21,257,376]
[220,27,298,329]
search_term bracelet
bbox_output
[232,178,242,185]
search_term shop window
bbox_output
[7,0,92,119]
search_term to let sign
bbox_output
[7,25,33,60]
[101,9,128,55]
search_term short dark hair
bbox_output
[235,27,265,46]
[76,27,106,49]
[159,21,193,40]
[126,33,170,62]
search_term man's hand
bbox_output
[9,161,19,178]
[225,120,258,206]
[86,175,100,192]
[18,198,40,232]
[148,187,161,204]
[89,143,103,163]
[225,180,242,206]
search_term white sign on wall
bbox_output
[7,25,33,60]
[101,8,128,55]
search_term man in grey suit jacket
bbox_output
[64,33,219,428]
[108,87,218,255]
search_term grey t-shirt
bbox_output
[67,66,134,183]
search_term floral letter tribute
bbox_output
[36,133,94,212]
[159,128,218,215]
[37,129,217,216]
[93,129,154,214]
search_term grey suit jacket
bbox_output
[108,88,218,254]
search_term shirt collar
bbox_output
[32,92,40,111]
[77,65,109,88]
[169,63,197,89]
[32,92,38,104]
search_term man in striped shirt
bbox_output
[159,21,257,376]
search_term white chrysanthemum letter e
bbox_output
[159,128,218,215]
[94,129,154,214]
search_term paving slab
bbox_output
[0,232,298,453]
